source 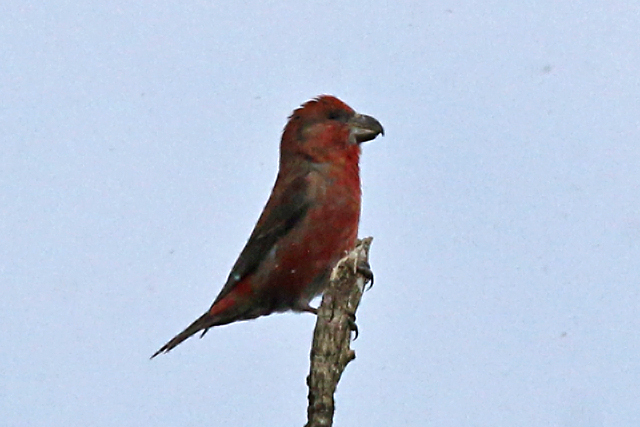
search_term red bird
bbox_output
[152,95,383,358]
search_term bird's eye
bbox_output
[327,110,345,121]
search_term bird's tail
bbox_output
[151,312,213,359]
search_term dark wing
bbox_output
[211,174,310,304]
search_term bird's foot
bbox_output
[356,259,374,290]
[347,312,359,340]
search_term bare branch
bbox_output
[305,237,374,427]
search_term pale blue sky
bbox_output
[2,1,639,426]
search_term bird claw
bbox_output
[347,312,359,340]
[356,259,374,290]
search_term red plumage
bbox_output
[152,95,383,357]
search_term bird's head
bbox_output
[281,95,384,164]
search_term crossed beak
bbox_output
[349,113,384,144]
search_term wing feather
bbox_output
[212,174,310,304]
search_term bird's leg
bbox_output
[296,303,318,315]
